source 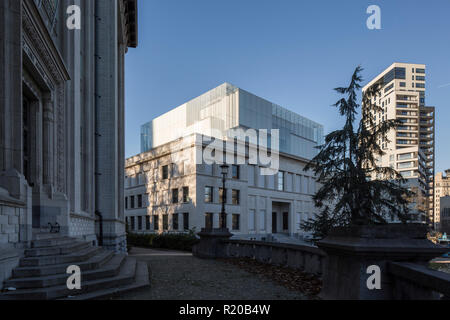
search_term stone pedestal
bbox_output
[192,228,232,259]
[317,224,447,300]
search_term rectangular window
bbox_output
[130,196,135,209]
[137,194,142,208]
[205,213,213,229]
[384,83,394,93]
[399,82,406,87]
[138,216,143,230]
[416,75,425,81]
[154,215,159,231]
[232,214,240,231]
[219,188,227,204]
[416,68,425,74]
[183,213,189,231]
[163,215,169,231]
[173,214,179,231]
[232,165,240,179]
[130,216,135,230]
[204,186,213,203]
[398,162,414,169]
[172,188,179,204]
[416,83,425,88]
[182,187,189,203]
[398,153,413,160]
[162,165,169,180]
[232,190,240,205]
[146,216,151,230]
[278,171,285,191]
[125,197,128,209]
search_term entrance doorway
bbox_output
[272,212,277,233]
[272,202,290,234]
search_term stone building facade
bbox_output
[0,0,137,267]
[126,84,322,240]
[125,134,320,240]
[440,196,450,234]
[435,170,450,231]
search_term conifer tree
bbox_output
[302,66,412,239]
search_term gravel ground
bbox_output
[117,247,310,300]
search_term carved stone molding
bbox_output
[22,1,69,85]
[56,84,65,193]
[22,0,69,195]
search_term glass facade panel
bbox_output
[140,83,324,161]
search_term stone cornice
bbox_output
[22,0,70,85]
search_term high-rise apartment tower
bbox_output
[362,63,435,225]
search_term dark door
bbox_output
[272,212,277,233]
[283,212,289,231]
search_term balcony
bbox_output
[397,139,416,146]
[420,120,433,127]
[397,111,417,117]
[420,127,433,133]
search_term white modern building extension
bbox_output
[125,83,323,239]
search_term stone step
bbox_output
[19,246,100,267]
[12,249,114,278]
[62,261,150,300]
[25,241,91,258]
[4,254,126,290]
[32,233,63,241]
[0,257,137,300]
[31,237,76,249]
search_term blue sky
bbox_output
[125,0,450,173]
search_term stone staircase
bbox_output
[0,233,149,300]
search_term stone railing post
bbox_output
[317,224,447,300]
[192,228,232,259]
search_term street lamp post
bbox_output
[220,164,229,230]
[193,164,232,259]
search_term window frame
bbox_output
[172,188,179,204]
[204,186,213,203]
[162,165,169,180]
[232,189,240,205]
[183,212,189,231]
[232,165,240,180]
[232,214,240,231]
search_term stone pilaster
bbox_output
[42,94,54,191]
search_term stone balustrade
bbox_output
[193,225,449,300]
[388,262,450,300]
[194,236,326,276]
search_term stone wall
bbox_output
[69,213,97,243]
[0,184,32,248]
[220,240,326,276]
[0,205,21,246]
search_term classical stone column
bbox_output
[42,94,55,189]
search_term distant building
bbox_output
[440,196,450,234]
[126,83,323,239]
[362,63,435,225]
[435,170,450,231]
